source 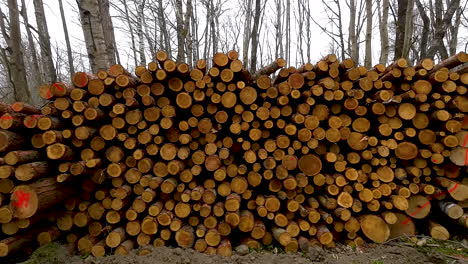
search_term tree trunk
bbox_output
[6,0,31,103]
[348,0,359,63]
[250,0,262,72]
[426,0,460,59]
[401,0,414,60]
[379,0,390,64]
[33,0,57,83]
[136,0,146,65]
[447,5,462,56]
[99,0,119,65]
[174,0,186,63]
[335,0,346,61]
[297,1,304,65]
[186,0,194,66]
[305,1,311,62]
[286,0,291,64]
[242,0,252,69]
[157,0,171,54]
[76,0,113,72]
[210,0,217,56]
[394,0,408,59]
[191,0,199,62]
[274,0,283,59]
[364,0,372,67]
[20,0,42,89]
[58,0,75,78]
[415,0,429,60]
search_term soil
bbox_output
[11,241,468,264]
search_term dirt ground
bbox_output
[11,238,468,264]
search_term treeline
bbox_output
[0,0,466,104]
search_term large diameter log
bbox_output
[175,225,195,248]
[0,235,33,257]
[359,215,390,243]
[298,154,322,176]
[405,195,431,219]
[395,142,418,160]
[0,130,26,153]
[15,161,50,181]
[430,52,468,72]
[389,213,416,239]
[106,227,126,248]
[429,221,449,240]
[9,177,74,219]
[46,143,74,160]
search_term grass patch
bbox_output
[392,236,468,262]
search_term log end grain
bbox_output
[298,154,322,176]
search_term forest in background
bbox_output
[0,0,467,105]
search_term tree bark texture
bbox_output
[426,0,460,59]
[348,0,359,63]
[33,0,57,83]
[20,0,42,88]
[6,0,31,103]
[379,0,390,64]
[250,0,262,72]
[99,0,119,65]
[394,0,408,59]
[174,0,186,63]
[58,0,75,78]
[76,0,113,72]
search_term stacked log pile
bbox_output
[0,50,468,257]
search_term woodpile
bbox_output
[0,51,468,258]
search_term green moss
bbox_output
[19,243,68,264]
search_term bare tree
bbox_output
[250,0,262,72]
[426,0,461,59]
[348,0,359,63]
[58,0,75,77]
[242,0,253,68]
[295,0,305,64]
[446,1,467,56]
[378,0,390,64]
[364,0,372,67]
[142,7,155,58]
[174,0,186,62]
[274,0,283,59]
[209,0,217,55]
[190,0,200,62]
[99,0,119,64]
[76,0,114,72]
[401,0,414,59]
[20,0,41,87]
[34,0,57,83]
[2,1,31,102]
[157,0,172,54]
[415,0,429,60]
[136,0,147,65]
[304,0,311,62]
[285,0,291,63]
[122,0,138,67]
[309,0,347,61]
[186,0,194,65]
